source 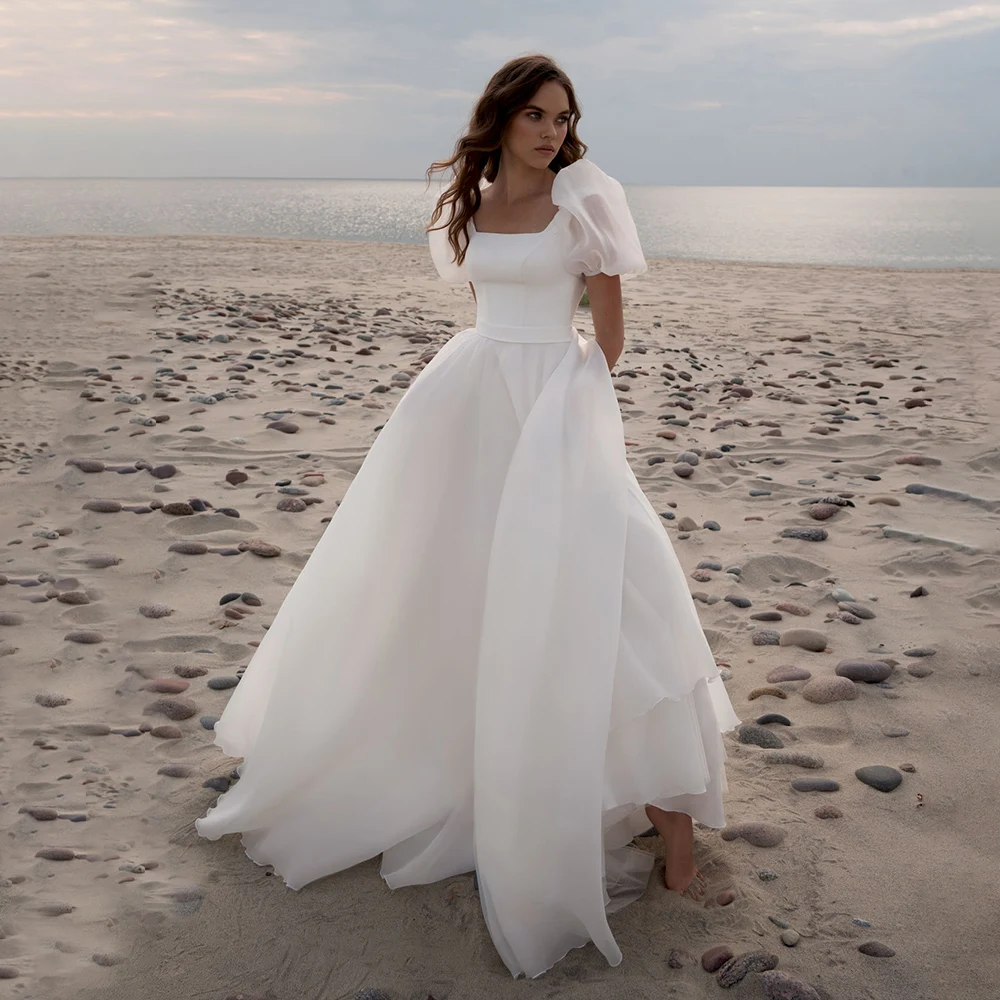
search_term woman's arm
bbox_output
[469,282,476,303]
[585,272,625,372]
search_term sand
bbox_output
[1,234,999,1000]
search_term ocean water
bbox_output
[1,178,998,269]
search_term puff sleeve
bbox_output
[550,159,647,281]
[427,208,470,285]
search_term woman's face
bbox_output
[504,80,571,168]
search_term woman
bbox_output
[195,53,741,981]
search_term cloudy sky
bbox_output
[1,0,998,184]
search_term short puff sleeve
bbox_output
[427,209,470,285]
[551,159,647,281]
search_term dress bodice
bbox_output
[428,159,647,345]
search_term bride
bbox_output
[194,53,741,980]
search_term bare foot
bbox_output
[644,804,707,901]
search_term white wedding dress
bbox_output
[194,158,742,980]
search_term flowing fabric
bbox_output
[195,158,741,980]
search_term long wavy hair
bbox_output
[425,54,587,269]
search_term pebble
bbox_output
[904,647,936,657]
[751,611,783,621]
[748,686,788,700]
[835,658,893,683]
[762,751,824,769]
[775,601,811,616]
[791,778,840,792]
[139,603,173,619]
[802,676,858,704]
[738,723,785,749]
[35,848,76,861]
[768,915,790,929]
[780,527,828,541]
[720,822,786,847]
[752,629,782,646]
[858,941,896,957]
[64,630,105,644]
[667,948,692,968]
[808,503,840,520]
[151,725,183,739]
[35,692,71,707]
[814,805,843,819]
[142,696,198,721]
[82,499,122,513]
[757,869,779,881]
[701,945,734,972]
[277,497,307,512]
[716,950,779,987]
[207,676,240,690]
[759,970,821,1000]
[169,541,209,555]
[246,540,282,558]
[855,765,903,792]
[226,469,249,485]
[881,726,910,737]
[162,501,194,516]
[755,713,792,726]
[838,600,876,619]
[143,678,190,694]
[157,764,192,778]
[779,628,828,652]
[0,612,25,626]
[0,967,20,979]
[766,665,811,683]
[778,929,801,947]
[907,662,934,678]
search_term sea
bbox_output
[1,178,998,270]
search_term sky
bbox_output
[1,0,998,184]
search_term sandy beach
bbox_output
[1,234,999,1000]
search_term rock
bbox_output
[246,540,281,558]
[35,848,76,861]
[673,462,695,478]
[766,665,811,683]
[855,765,903,792]
[838,600,876,619]
[157,764,192,778]
[757,869,779,881]
[762,751,824,769]
[701,945,734,972]
[791,778,840,792]
[835,658,892,683]
[139,603,173,619]
[19,807,58,820]
[92,954,124,967]
[907,662,934,678]
[667,948,692,968]
[241,592,262,606]
[748,686,788,700]
[858,940,896,957]
[814,805,843,819]
[904,647,936,657]
[168,541,209,555]
[143,678,190,694]
[752,629,782,646]
[35,692,71,707]
[780,527,828,541]
[150,464,177,479]
[716,888,737,906]
[162,501,194,516]
[226,469,249,485]
[82,499,123,513]
[802,676,858,704]
[778,929,801,947]
[64,630,105,644]
[716,950,779,987]
[808,503,840,520]
[775,602,811,616]
[738,723,784,749]
[0,612,25,626]
[277,497,307,512]
[779,628,827,652]
[266,420,299,434]
[720,822,785,848]
[0,967,20,979]
[207,676,240,690]
[151,725,183,739]
[755,713,792,726]
[142,696,198,721]
[760,970,820,1000]
[881,726,910,738]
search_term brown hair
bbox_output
[425,54,586,269]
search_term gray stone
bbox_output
[835,658,893,683]
[716,950,779,987]
[738,723,784,749]
[802,676,858,704]
[855,765,903,792]
[779,628,828,652]
[791,778,840,792]
[760,970,821,1000]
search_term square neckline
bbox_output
[470,206,563,237]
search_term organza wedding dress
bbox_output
[194,157,742,980]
